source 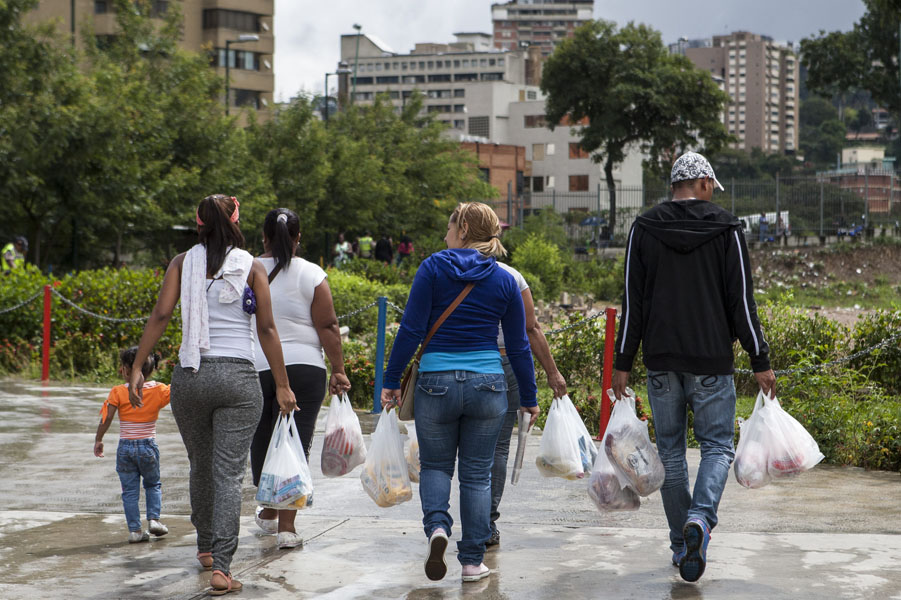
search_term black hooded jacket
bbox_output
[614,199,770,375]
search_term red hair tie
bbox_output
[195,196,240,226]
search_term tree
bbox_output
[799,97,846,165]
[802,1,901,117]
[541,20,730,235]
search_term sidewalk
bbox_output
[0,379,899,599]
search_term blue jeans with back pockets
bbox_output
[646,371,736,553]
[116,438,162,532]
[414,370,507,566]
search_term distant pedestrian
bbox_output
[374,233,393,264]
[613,152,775,583]
[94,347,170,544]
[333,232,352,267]
[2,236,27,272]
[758,212,768,243]
[357,231,374,259]
[396,234,414,266]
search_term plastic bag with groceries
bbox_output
[405,422,421,483]
[360,408,413,507]
[536,396,593,480]
[603,388,665,497]
[321,393,367,478]
[256,414,314,510]
[588,421,640,512]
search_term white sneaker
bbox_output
[128,530,150,543]
[148,520,168,536]
[461,563,492,582]
[255,506,277,535]
[424,528,448,581]
[277,531,303,549]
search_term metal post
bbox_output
[41,285,51,382]
[775,173,780,245]
[731,177,735,214]
[552,188,556,213]
[891,171,895,216]
[225,40,232,116]
[598,307,617,439]
[595,182,601,247]
[372,296,387,414]
[507,181,512,226]
[323,72,330,125]
[519,190,524,228]
[819,180,825,241]
[865,169,870,237]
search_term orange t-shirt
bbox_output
[100,381,171,440]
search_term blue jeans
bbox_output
[414,370,507,566]
[490,357,519,531]
[646,371,736,553]
[116,438,162,532]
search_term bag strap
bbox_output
[413,282,475,363]
[267,261,284,284]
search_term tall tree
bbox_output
[802,0,901,117]
[541,20,730,235]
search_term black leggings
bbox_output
[250,364,327,487]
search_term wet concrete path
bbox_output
[0,378,899,599]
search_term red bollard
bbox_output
[598,306,617,439]
[41,284,51,382]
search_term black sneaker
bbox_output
[485,529,500,548]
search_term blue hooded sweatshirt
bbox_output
[384,248,537,407]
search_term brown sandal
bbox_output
[209,570,242,596]
[196,552,213,570]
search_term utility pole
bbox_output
[351,24,362,104]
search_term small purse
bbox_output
[397,282,475,421]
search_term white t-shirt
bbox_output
[202,279,255,362]
[496,262,529,349]
[252,257,328,371]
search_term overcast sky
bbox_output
[273,0,866,102]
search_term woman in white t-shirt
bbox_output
[250,208,351,549]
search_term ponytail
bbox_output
[262,208,301,270]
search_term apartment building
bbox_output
[491,0,594,56]
[26,1,274,113]
[684,31,799,154]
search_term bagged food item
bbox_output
[759,392,824,479]
[321,393,367,478]
[587,426,640,512]
[405,423,421,483]
[256,415,314,510]
[558,395,599,473]
[535,398,585,479]
[603,388,665,497]
[734,393,772,488]
[360,408,413,507]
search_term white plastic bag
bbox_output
[588,428,641,512]
[321,393,367,477]
[760,391,824,479]
[603,388,665,497]
[536,397,587,479]
[256,415,314,509]
[360,408,413,507]
[558,394,599,474]
[734,392,772,488]
[405,423,421,483]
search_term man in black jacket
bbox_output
[612,151,776,583]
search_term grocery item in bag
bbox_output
[587,424,640,512]
[360,408,413,507]
[256,415,314,510]
[734,393,772,488]
[558,395,598,473]
[535,397,585,479]
[603,388,665,497]
[405,423,421,483]
[760,392,824,479]
[321,393,367,477]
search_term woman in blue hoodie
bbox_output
[382,202,539,583]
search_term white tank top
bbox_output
[200,279,255,362]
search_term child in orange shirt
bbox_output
[94,347,171,543]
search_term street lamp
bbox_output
[323,61,352,126]
[225,34,260,116]
[351,24,362,104]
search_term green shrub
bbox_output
[337,258,415,286]
[327,269,409,335]
[511,234,564,302]
[851,309,901,395]
[341,339,375,408]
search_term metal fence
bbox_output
[487,175,901,248]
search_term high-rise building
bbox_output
[491,0,594,56]
[683,31,799,154]
[26,1,274,114]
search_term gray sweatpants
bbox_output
[171,357,263,574]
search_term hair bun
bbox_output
[277,213,288,224]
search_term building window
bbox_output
[351,76,373,85]
[546,175,555,188]
[527,90,537,100]
[468,116,490,138]
[480,72,503,81]
[569,175,589,191]
[524,114,547,128]
[454,89,465,97]
[546,143,555,155]
[479,168,490,182]
[462,59,470,67]
[453,119,465,129]
[532,176,545,192]
[453,104,465,113]
[498,58,505,67]
[94,0,108,13]
[454,60,461,68]
[233,89,260,109]
[429,74,452,82]
[214,49,260,71]
[454,73,478,82]
[569,143,590,159]
[355,92,374,101]
[533,143,545,160]
[388,91,400,99]
[376,76,399,84]
[203,9,261,32]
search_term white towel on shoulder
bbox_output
[179,244,254,371]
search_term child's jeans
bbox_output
[116,438,162,532]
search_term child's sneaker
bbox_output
[128,530,150,543]
[148,520,168,536]
[679,518,710,582]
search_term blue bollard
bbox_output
[372,296,387,413]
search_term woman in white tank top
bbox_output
[249,208,351,549]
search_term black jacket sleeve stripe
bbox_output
[614,225,643,371]
[731,229,760,355]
